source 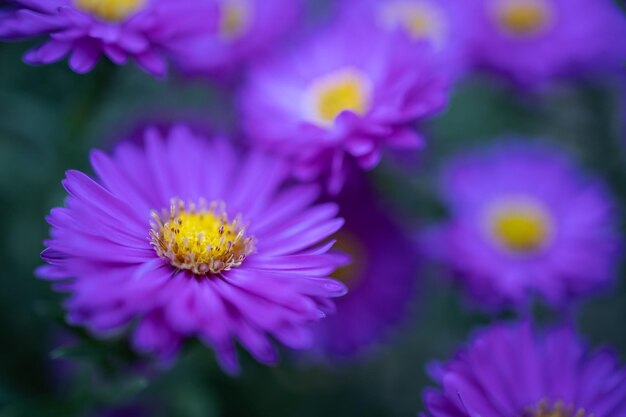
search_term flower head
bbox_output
[425,141,621,310]
[38,125,348,374]
[310,174,420,358]
[422,321,626,417]
[172,0,302,76]
[467,0,626,87]
[239,25,450,193]
[0,0,217,76]
[337,0,474,78]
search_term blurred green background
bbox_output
[1,31,626,417]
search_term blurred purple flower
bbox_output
[239,24,450,193]
[173,0,302,77]
[0,0,217,76]
[337,0,474,79]
[37,125,348,374]
[467,0,626,88]
[425,141,621,310]
[422,321,626,417]
[310,174,420,358]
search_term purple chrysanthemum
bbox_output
[37,125,348,374]
[310,174,419,358]
[466,0,626,88]
[422,321,626,417]
[239,25,450,193]
[0,0,217,76]
[337,0,474,78]
[173,0,302,77]
[426,141,621,310]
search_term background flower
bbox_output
[309,173,420,358]
[0,0,217,76]
[425,140,621,310]
[239,24,450,193]
[172,0,302,77]
[466,0,626,88]
[336,0,474,79]
[423,321,626,417]
[38,125,347,374]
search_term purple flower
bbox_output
[173,0,302,77]
[37,125,348,374]
[422,321,626,417]
[466,0,626,88]
[426,141,621,310]
[309,174,420,358]
[0,0,217,76]
[239,24,450,193]
[337,0,474,79]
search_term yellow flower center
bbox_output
[74,0,146,21]
[219,0,252,40]
[303,67,373,127]
[488,198,552,253]
[523,401,590,417]
[149,199,255,275]
[379,1,446,45]
[493,0,553,37]
[331,232,367,289]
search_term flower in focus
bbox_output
[337,0,474,78]
[467,0,626,88]
[425,141,621,310]
[38,125,348,374]
[309,174,419,358]
[173,0,302,77]
[239,25,450,193]
[422,321,626,417]
[0,0,217,76]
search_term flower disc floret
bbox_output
[493,0,553,37]
[218,0,252,40]
[523,401,589,417]
[486,197,552,253]
[150,199,255,275]
[302,67,373,127]
[379,1,447,43]
[74,0,146,21]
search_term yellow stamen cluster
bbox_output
[331,232,367,289]
[74,0,146,21]
[524,400,590,417]
[303,67,373,127]
[219,0,252,40]
[488,198,552,253]
[494,0,552,37]
[379,1,446,43]
[150,199,255,275]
